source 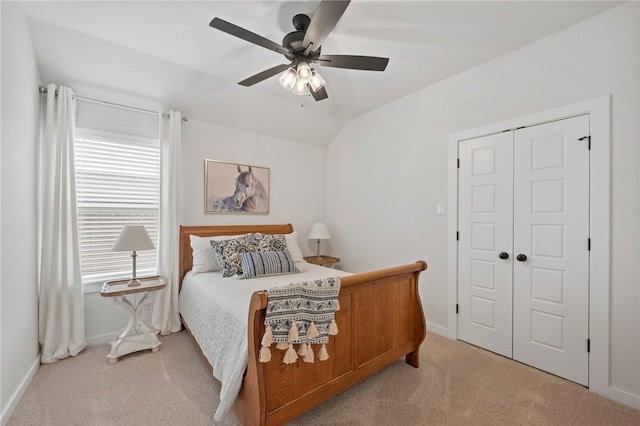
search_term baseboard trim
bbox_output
[86,331,118,346]
[1,356,39,426]
[599,386,640,411]
[426,322,448,337]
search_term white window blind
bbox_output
[74,128,160,284]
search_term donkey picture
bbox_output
[208,163,269,213]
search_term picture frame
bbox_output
[204,160,270,214]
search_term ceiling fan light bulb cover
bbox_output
[292,79,309,96]
[309,70,326,92]
[279,67,297,91]
[296,61,312,83]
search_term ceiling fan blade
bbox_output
[310,85,328,102]
[238,64,291,87]
[315,55,389,71]
[210,17,291,55]
[302,0,351,54]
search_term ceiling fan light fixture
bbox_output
[292,79,309,96]
[296,61,312,83]
[279,67,297,91]
[309,70,326,92]
[210,1,388,103]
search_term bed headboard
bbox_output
[179,224,294,286]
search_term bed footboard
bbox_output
[236,261,428,426]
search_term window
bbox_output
[74,128,160,285]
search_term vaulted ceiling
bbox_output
[21,1,619,146]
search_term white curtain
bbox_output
[152,110,182,334]
[38,84,86,363]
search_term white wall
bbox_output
[83,117,326,343]
[326,2,639,404]
[180,119,326,235]
[0,2,41,422]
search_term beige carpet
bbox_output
[8,331,640,425]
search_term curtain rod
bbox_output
[38,85,188,122]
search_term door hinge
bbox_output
[588,238,591,251]
[457,158,460,168]
[587,338,591,353]
[456,231,459,241]
[456,304,459,314]
[579,135,591,150]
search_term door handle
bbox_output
[498,252,509,260]
[516,254,527,262]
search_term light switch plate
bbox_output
[437,203,447,216]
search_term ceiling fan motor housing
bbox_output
[282,14,321,61]
[292,13,310,31]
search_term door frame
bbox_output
[447,96,610,397]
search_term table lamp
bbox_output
[112,225,155,286]
[308,222,331,258]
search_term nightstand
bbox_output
[303,255,340,268]
[100,275,167,364]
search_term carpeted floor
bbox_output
[8,331,640,425]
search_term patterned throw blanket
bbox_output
[259,276,341,364]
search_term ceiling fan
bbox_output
[209,0,389,101]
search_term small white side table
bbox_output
[100,276,167,364]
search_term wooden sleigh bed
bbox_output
[179,224,428,425]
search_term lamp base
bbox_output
[127,278,143,287]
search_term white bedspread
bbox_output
[178,263,352,421]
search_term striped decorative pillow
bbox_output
[239,250,300,279]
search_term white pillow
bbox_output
[285,231,307,272]
[190,235,218,273]
[285,231,304,262]
[190,233,246,274]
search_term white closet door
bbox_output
[512,115,590,385]
[458,132,513,358]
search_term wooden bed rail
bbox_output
[240,261,428,426]
[248,261,428,310]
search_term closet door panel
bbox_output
[458,132,513,358]
[512,115,590,386]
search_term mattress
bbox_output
[178,263,352,421]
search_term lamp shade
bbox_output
[112,225,155,252]
[308,223,331,240]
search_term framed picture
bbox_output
[205,160,270,214]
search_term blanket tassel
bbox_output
[297,342,309,357]
[258,325,274,362]
[328,319,339,335]
[318,343,329,361]
[306,321,319,339]
[303,344,315,363]
[283,343,298,364]
[261,325,273,346]
[288,320,299,341]
[258,345,271,363]
[276,341,290,350]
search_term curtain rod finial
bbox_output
[39,85,47,94]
